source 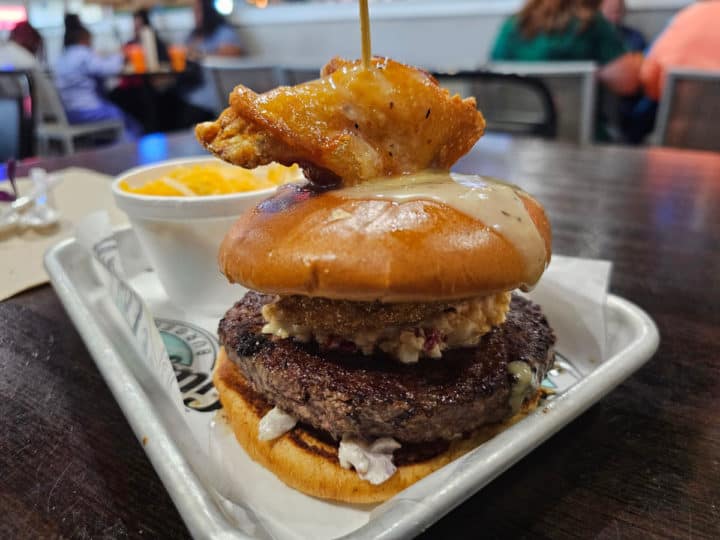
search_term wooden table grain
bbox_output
[2,131,719,539]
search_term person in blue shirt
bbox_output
[53,14,138,136]
[178,0,244,125]
[188,0,244,58]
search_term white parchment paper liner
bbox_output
[76,211,611,540]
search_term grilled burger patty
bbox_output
[219,292,555,444]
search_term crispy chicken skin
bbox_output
[195,57,486,185]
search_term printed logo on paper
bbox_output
[155,319,221,412]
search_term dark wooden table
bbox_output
[2,131,719,539]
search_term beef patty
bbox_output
[218,292,555,444]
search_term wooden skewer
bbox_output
[359,0,372,69]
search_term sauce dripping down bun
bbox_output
[218,172,552,302]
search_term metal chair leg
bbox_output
[62,135,74,155]
[36,136,47,156]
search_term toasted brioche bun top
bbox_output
[219,178,552,302]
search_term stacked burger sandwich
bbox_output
[197,57,555,503]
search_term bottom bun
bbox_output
[214,347,543,504]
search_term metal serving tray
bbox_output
[45,227,659,540]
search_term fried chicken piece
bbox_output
[195,57,485,186]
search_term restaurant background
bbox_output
[1,0,687,68]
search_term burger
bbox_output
[199,58,555,503]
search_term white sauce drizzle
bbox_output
[338,435,401,485]
[340,172,547,290]
[258,407,297,441]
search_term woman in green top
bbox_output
[491,0,642,96]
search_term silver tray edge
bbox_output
[44,233,660,540]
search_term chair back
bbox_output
[0,70,35,159]
[485,62,597,144]
[434,70,557,138]
[203,59,286,108]
[655,68,720,151]
[282,66,322,85]
[33,69,70,126]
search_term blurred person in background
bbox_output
[127,8,169,63]
[641,1,720,101]
[2,22,59,133]
[108,8,170,134]
[0,23,44,150]
[188,0,243,58]
[54,14,139,136]
[601,0,646,52]
[491,0,642,98]
[177,0,244,126]
[600,0,652,143]
[62,14,84,49]
[1,21,43,69]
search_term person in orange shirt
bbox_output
[641,1,720,100]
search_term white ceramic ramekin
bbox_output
[112,157,278,315]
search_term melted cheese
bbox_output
[508,361,535,413]
[341,172,547,289]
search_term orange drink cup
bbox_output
[126,44,146,73]
[168,45,187,72]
